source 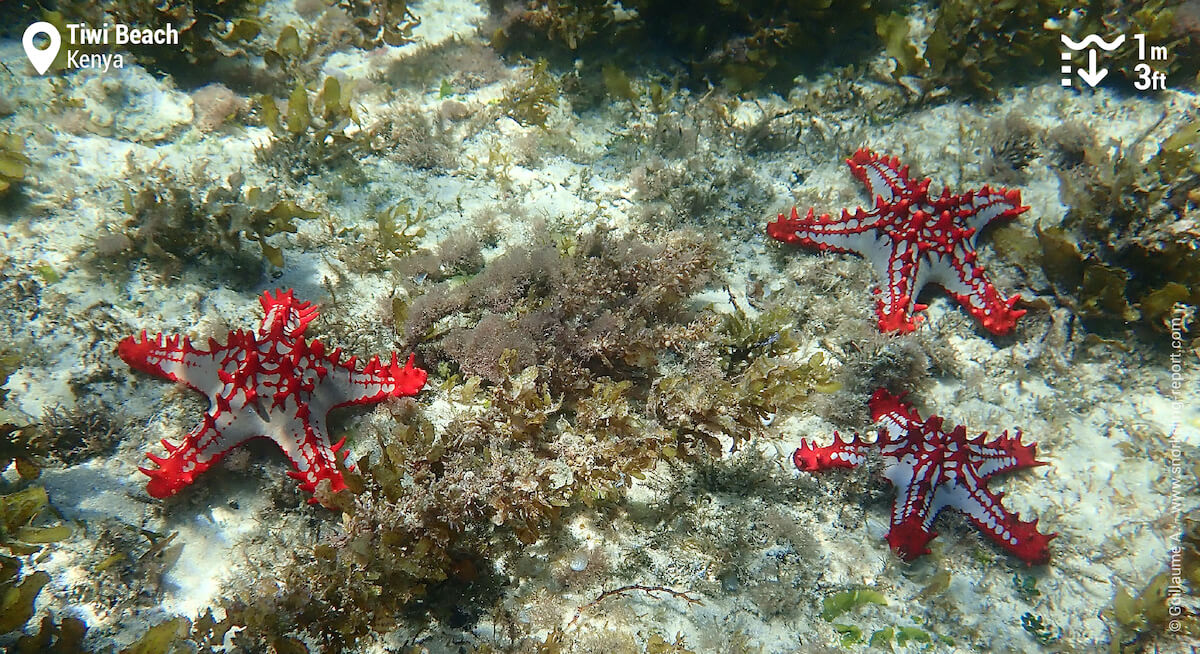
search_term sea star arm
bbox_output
[873,392,945,559]
[258,288,320,340]
[117,331,230,395]
[933,261,1025,335]
[882,453,940,561]
[932,470,1055,565]
[793,432,870,471]
[766,206,889,257]
[847,149,912,203]
[926,188,1028,334]
[870,239,928,334]
[963,186,1029,238]
[968,430,1046,481]
[139,397,269,498]
[868,388,922,427]
[316,352,428,409]
[767,202,917,334]
[923,216,1026,335]
[961,494,1055,565]
[265,408,352,497]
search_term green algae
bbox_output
[1034,118,1200,331]
[338,0,420,49]
[820,588,887,621]
[285,81,312,135]
[13,615,87,653]
[645,633,697,653]
[0,486,69,552]
[0,423,46,480]
[0,570,49,635]
[499,58,560,127]
[0,133,29,196]
[371,199,428,262]
[868,0,1197,98]
[32,0,419,89]
[1104,573,1173,653]
[923,0,1071,95]
[102,168,322,276]
[832,623,863,646]
[120,618,190,654]
[50,0,266,84]
[875,12,924,79]
[0,485,69,638]
[256,74,363,181]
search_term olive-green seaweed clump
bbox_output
[11,614,87,653]
[354,199,429,270]
[1103,573,1174,652]
[921,0,1072,96]
[344,202,489,277]
[489,0,887,91]
[0,423,46,480]
[0,486,70,555]
[256,76,364,182]
[651,306,839,452]
[1099,510,1200,650]
[1034,119,1200,330]
[498,58,560,127]
[335,0,421,49]
[91,165,321,280]
[0,486,71,638]
[103,611,237,654]
[0,350,20,407]
[0,133,29,196]
[0,567,49,639]
[34,0,419,90]
[820,588,887,622]
[64,525,185,628]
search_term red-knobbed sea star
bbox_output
[768,149,1028,334]
[118,289,427,503]
[794,389,1055,565]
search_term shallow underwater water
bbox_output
[0,1,1198,653]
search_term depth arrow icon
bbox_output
[1077,49,1108,87]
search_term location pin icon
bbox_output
[23,22,62,75]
